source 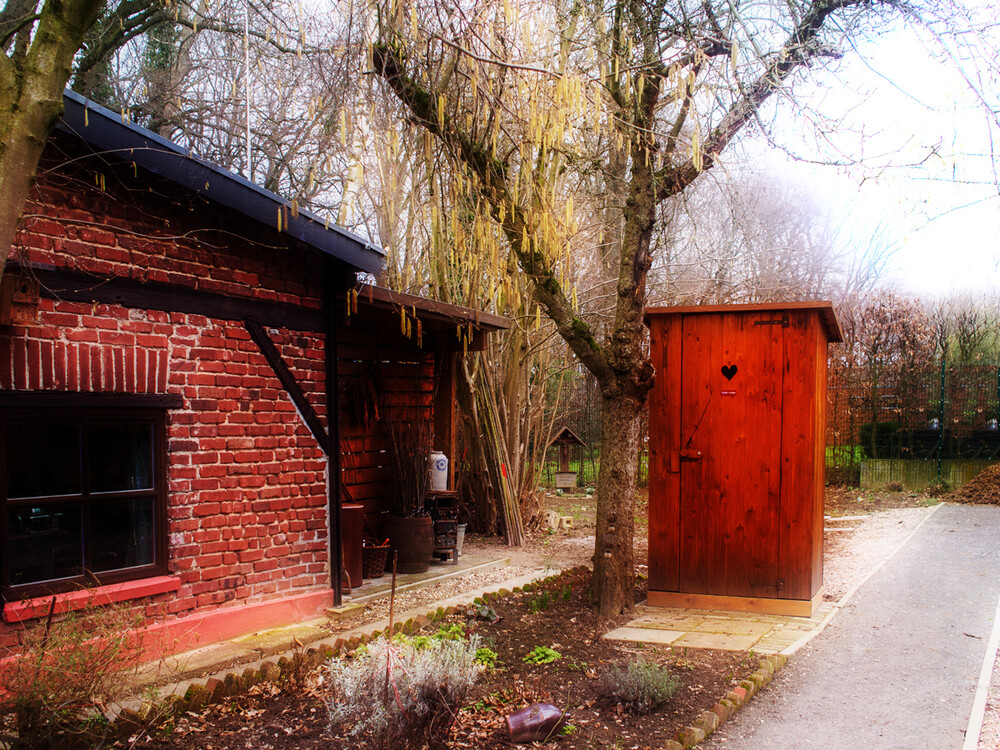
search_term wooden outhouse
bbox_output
[644,302,842,616]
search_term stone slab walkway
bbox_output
[605,604,833,653]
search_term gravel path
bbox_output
[822,506,938,601]
[978,620,1000,750]
[705,503,1000,750]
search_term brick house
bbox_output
[0,91,505,653]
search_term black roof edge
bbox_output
[56,89,386,277]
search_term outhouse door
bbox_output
[674,311,785,599]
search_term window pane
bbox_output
[5,422,81,499]
[7,504,83,585]
[87,422,154,493]
[90,498,154,572]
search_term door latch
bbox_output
[753,316,789,327]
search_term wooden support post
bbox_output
[433,341,457,490]
[325,265,349,607]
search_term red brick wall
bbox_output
[1,133,333,633]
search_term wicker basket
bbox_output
[362,541,390,579]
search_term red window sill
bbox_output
[3,576,181,624]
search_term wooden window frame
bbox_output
[1,397,171,601]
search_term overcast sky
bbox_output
[756,10,1000,298]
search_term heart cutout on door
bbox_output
[721,364,738,380]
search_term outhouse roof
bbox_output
[644,301,843,343]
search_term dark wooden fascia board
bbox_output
[244,320,329,452]
[25,265,325,332]
[0,391,184,409]
[357,284,509,331]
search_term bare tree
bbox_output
[648,170,894,305]
[364,0,984,614]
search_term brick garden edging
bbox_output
[109,567,587,740]
[663,652,788,749]
[109,565,786,748]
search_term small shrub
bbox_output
[927,480,951,497]
[598,657,679,715]
[522,646,561,665]
[474,647,499,669]
[884,481,904,492]
[328,633,483,749]
[0,598,146,747]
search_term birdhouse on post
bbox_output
[547,426,586,489]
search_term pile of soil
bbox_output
[824,486,936,516]
[950,464,1000,505]
[127,570,754,749]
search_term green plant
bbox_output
[474,647,499,669]
[561,584,572,602]
[598,657,679,715]
[399,623,467,651]
[528,590,552,614]
[328,634,483,749]
[564,657,589,673]
[0,597,147,747]
[522,646,561,665]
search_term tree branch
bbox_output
[655,0,866,198]
[372,41,616,387]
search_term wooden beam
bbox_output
[25,265,325,332]
[244,321,328,451]
[0,391,183,409]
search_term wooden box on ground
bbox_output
[644,302,842,617]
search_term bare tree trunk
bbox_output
[0,0,105,282]
[590,390,642,613]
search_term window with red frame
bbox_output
[1,408,167,597]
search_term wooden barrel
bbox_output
[383,515,435,574]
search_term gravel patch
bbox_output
[980,647,1000,750]
[326,563,538,634]
[822,506,938,602]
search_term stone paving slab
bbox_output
[673,631,762,650]
[602,626,687,645]
[605,603,834,653]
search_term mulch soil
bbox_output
[126,569,754,750]
[949,463,1000,505]
[823,485,938,516]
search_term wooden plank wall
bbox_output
[337,310,435,535]
[777,311,821,601]
[648,306,830,605]
[647,315,680,592]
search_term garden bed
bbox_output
[127,569,754,749]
